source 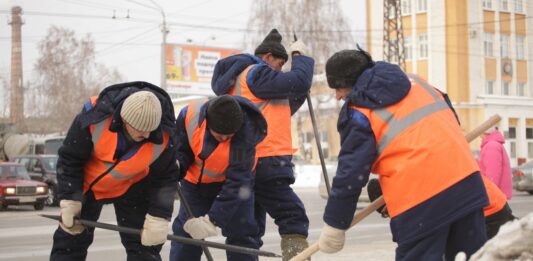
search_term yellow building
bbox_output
[365,0,533,165]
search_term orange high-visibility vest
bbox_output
[482,175,507,216]
[229,65,295,157]
[183,98,231,184]
[352,75,480,218]
[83,97,169,199]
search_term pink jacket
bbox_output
[479,131,513,199]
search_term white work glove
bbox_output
[290,40,308,56]
[318,224,346,253]
[141,214,169,246]
[59,199,85,235]
[184,215,218,239]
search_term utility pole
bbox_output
[125,0,169,89]
[148,0,168,90]
[9,6,24,129]
[383,0,406,71]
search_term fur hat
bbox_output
[254,29,288,61]
[120,91,162,132]
[206,95,243,135]
[325,45,375,89]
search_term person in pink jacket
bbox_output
[479,127,513,199]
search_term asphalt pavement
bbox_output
[0,188,532,261]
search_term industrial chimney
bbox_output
[9,6,24,129]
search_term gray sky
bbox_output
[0,0,365,87]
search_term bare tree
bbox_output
[32,26,123,133]
[244,0,356,161]
[244,0,356,71]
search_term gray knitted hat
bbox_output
[120,91,162,132]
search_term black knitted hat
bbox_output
[206,95,243,135]
[325,45,375,89]
[254,29,288,62]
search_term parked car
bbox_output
[512,160,533,195]
[12,154,59,206]
[318,165,371,202]
[0,162,48,210]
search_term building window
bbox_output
[486,80,494,94]
[404,36,412,60]
[418,34,428,59]
[517,82,526,96]
[527,127,533,158]
[483,0,493,9]
[501,34,510,58]
[502,81,510,95]
[500,0,509,11]
[401,0,411,15]
[515,0,524,13]
[416,0,427,12]
[506,126,517,158]
[387,5,397,19]
[484,33,494,57]
[516,36,525,60]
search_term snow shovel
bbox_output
[293,30,331,196]
[41,214,282,258]
[290,114,502,261]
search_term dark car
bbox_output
[0,162,48,210]
[12,154,59,206]
[512,160,533,195]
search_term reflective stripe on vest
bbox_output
[349,74,479,218]
[183,99,230,184]
[482,175,507,216]
[373,74,450,156]
[83,117,168,199]
[229,65,295,157]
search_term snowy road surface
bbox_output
[1,169,532,260]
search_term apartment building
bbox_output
[367,0,533,165]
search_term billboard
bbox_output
[165,44,241,96]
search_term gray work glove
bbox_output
[318,224,345,253]
[290,40,309,56]
[184,215,218,239]
[59,199,85,235]
[141,214,169,246]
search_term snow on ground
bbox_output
[466,212,533,261]
[292,164,325,188]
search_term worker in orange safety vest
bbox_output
[318,47,489,261]
[51,82,179,261]
[211,28,315,260]
[170,95,267,261]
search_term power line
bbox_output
[2,10,531,34]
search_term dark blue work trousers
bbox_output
[50,183,162,261]
[170,180,259,261]
[395,209,487,261]
[254,156,309,246]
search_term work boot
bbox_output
[280,234,310,261]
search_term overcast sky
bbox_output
[0,0,365,87]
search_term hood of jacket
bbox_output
[80,81,176,144]
[481,130,505,147]
[211,54,263,95]
[347,61,411,109]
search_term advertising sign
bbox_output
[166,44,241,96]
